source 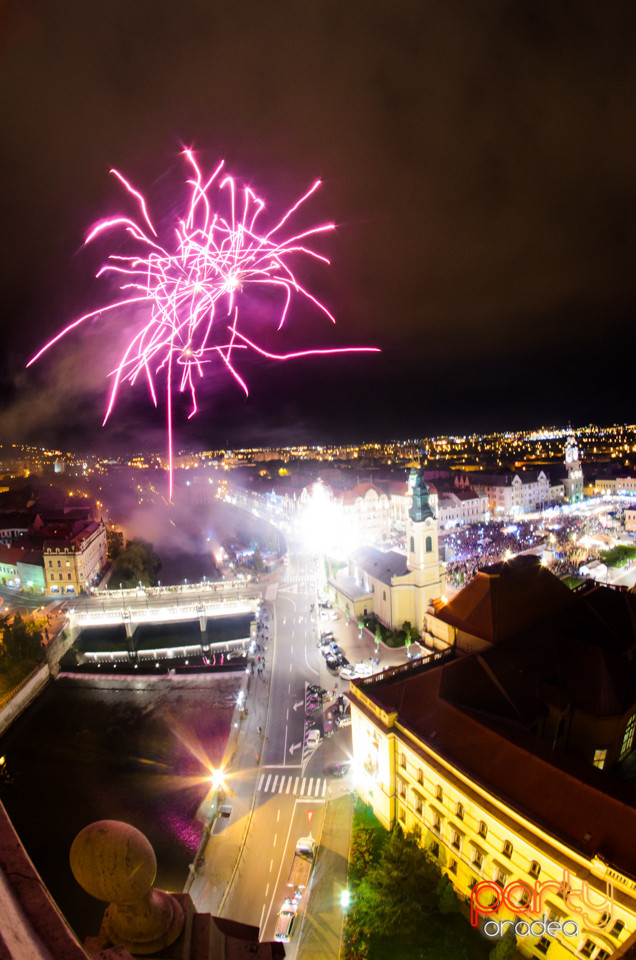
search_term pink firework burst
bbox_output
[28,149,378,498]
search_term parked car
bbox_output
[335,714,352,728]
[306,729,322,750]
[323,719,334,737]
[339,666,357,680]
[355,662,373,677]
[275,901,298,942]
[307,684,327,698]
[328,761,350,777]
[325,656,340,671]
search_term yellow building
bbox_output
[349,659,636,960]
[43,520,107,595]
[330,470,446,632]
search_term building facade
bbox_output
[43,521,107,594]
[349,659,636,960]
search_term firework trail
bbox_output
[28,150,379,497]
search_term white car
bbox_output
[306,729,322,750]
[355,662,373,677]
[339,666,357,680]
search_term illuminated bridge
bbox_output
[68,587,260,638]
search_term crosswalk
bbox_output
[257,771,328,798]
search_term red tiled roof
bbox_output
[353,665,636,878]
[434,555,574,644]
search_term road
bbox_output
[191,552,355,957]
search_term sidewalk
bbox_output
[297,791,354,960]
[189,628,273,916]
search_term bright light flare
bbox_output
[209,767,225,792]
[28,150,379,498]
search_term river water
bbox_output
[0,623,244,939]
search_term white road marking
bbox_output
[279,777,285,793]
[269,859,274,872]
[286,777,292,794]
[294,777,299,793]
[277,808,281,821]
[257,774,264,790]
[273,833,278,847]
[307,777,314,795]
[300,777,306,795]
[259,902,266,934]
[264,774,272,791]
[265,883,270,897]
[272,775,279,792]
[322,780,327,797]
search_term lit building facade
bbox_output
[43,521,107,594]
[349,660,636,960]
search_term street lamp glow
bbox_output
[209,767,225,791]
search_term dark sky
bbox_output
[1,0,635,455]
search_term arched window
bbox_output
[425,536,432,553]
[410,536,415,553]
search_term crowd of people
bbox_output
[442,509,622,588]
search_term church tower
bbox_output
[564,430,584,503]
[407,470,442,587]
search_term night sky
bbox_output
[1,1,635,455]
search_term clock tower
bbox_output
[564,431,583,502]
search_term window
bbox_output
[611,920,624,938]
[599,912,611,928]
[414,796,423,815]
[502,840,513,859]
[398,778,407,799]
[48,560,52,567]
[57,560,61,568]
[593,748,607,769]
[536,936,551,954]
[429,842,439,857]
[383,590,386,601]
[435,785,443,802]
[471,850,483,870]
[494,868,509,888]
[410,536,415,552]
[579,941,595,958]
[412,824,421,840]
[456,802,464,820]
[416,768,424,785]
[398,805,406,823]
[68,573,72,580]
[50,573,55,581]
[432,813,442,834]
[450,829,461,851]
[620,715,636,760]
[596,951,610,960]
[399,752,406,770]
[449,858,457,874]
[478,820,487,839]
[529,860,541,878]
[426,536,432,552]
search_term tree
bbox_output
[251,544,266,574]
[489,926,517,960]
[111,539,161,588]
[349,827,376,883]
[2,614,44,662]
[436,873,460,914]
[355,828,439,937]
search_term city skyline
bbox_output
[0,2,635,456]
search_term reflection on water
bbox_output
[0,671,240,939]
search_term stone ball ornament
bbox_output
[70,820,184,955]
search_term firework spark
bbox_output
[28,150,379,497]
